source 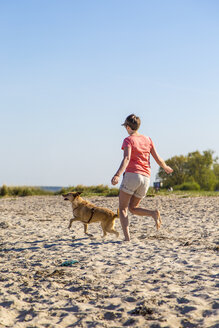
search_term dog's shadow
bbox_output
[1,236,122,252]
[71,236,122,247]
[70,237,90,247]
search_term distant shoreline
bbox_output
[39,186,63,192]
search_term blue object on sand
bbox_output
[61,260,79,267]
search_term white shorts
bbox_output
[120,172,150,199]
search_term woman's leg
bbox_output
[129,195,162,230]
[119,190,132,241]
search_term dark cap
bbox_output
[121,114,141,130]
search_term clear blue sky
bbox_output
[1,0,219,187]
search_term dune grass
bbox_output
[0,185,53,197]
[0,184,119,198]
[0,184,218,198]
[57,184,119,197]
[157,189,219,197]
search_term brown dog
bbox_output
[63,192,119,238]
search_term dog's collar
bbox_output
[87,208,95,223]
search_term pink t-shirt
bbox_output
[122,135,154,177]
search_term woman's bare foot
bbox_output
[153,210,162,230]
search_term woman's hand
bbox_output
[151,146,173,175]
[111,175,119,185]
[164,165,173,174]
[111,147,130,186]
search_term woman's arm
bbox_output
[151,145,173,174]
[111,147,131,185]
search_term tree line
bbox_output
[158,150,219,191]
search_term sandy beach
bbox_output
[0,195,218,328]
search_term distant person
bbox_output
[111,114,173,241]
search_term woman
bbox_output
[111,114,173,241]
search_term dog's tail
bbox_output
[114,208,120,219]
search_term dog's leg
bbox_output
[106,227,119,237]
[106,221,119,237]
[101,222,107,238]
[84,224,88,234]
[68,217,79,229]
[108,228,119,237]
[102,230,107,238]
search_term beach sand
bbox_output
[0,195,218,328]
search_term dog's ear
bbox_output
[75,191,82,197]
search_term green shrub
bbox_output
[215,180,219,191]
[0,185,53,197]
[106,188,119,197]
[0,184,8,196]
[147,187,156,195]
[92,185,109,193]
[174,182,201,191]
[17,187,33,196]
[58,185,119,197]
